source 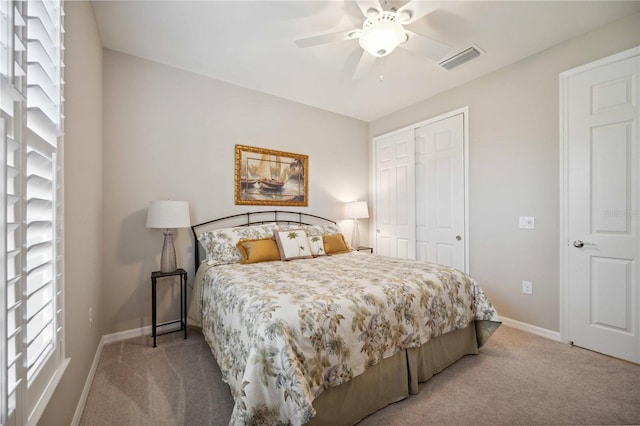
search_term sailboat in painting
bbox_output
[254,155,289,191]
[240,157,259,189]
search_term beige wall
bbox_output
[39,2,104,425]
[102,50,369,333]
[369,13,640,332]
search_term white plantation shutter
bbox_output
[1,1,66,425]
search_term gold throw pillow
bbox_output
[236,238,281,264]
[323,233,351,255]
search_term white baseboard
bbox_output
[101,325,151,345]
[71,321,182,425]
[102,322,182,345]
[70,337,104,426]
[500,316,561,342]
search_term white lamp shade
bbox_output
[344,201,369,219]
[146,200,191,229]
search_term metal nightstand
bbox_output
[151,268,188,347]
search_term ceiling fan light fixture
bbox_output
[359,17,405,57]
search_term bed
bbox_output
[188,211,500,425]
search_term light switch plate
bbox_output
[519,216,535,230]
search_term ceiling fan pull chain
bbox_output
[379,57,384,82]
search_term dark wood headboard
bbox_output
[190,210,337,270]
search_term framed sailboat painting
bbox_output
[235,144,309,206]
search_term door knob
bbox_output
[573,240,597,248]
[573,240,595,248]
[456,235,462,241]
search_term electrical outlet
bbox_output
[89,307,93,329]
[522,281,533,295]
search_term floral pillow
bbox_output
[276,223,341,237]
[304,223,342,236]
[274,229,313,260]
[198,223,278,265]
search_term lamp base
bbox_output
[351,219,360,249]
[160,229,177,273]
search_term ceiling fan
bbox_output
[295,0,450,79]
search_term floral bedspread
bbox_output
[198,252,500,425]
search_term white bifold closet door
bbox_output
[374,112,465,270]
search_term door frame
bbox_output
[371,106,470,273]
[558,46,640,344]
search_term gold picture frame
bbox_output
[235,144,309,206]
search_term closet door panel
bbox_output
[415,113,465,270]
[374,130,416,259]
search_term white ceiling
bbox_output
[91,1,640,122]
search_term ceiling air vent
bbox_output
[439,45,484,71]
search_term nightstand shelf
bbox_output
[355,246,373,254]
[151,268,188,347]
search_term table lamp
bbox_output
[344,201,369,248]
[146,200,191,273]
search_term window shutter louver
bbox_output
[1,1,65,425]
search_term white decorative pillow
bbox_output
[307,235,326,257]
[198,223,278,265]
[274,229,313,260]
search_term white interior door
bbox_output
[374,129,416,259]
[563,48,640,363]
[415,113,465,270]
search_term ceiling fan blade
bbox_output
[400,30,449,61]
[395,0,439,24]
[295,29,359,48]
[352,50,376,80]
[355,0,382,19]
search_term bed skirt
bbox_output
[308,323,479,425]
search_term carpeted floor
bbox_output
[79,325,640,425]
